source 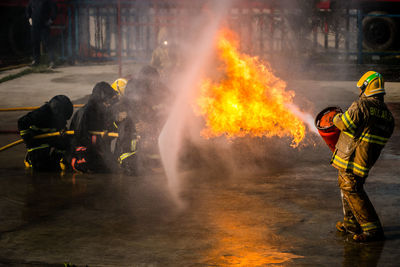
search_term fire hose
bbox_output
[0,131,118,152]
[0,104,84,112]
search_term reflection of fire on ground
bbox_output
[201,188,303,266]
[195,28,307,148]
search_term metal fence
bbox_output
[57,0,400,73]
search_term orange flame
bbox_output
[196,29,305,147]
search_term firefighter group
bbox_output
[17,70,394,243]
[18,65,171,176]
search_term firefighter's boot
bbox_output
[353,229,385,242]
[336,220,362,235]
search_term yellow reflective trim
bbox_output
[362,132,389,141]
[20,129,30,135]
[341,114,351,129]
[343,131,354,138]
[27,144,50,152]
[361,132,389,145]
[118,151,136,164]
[343,131,388,145]
[131,139,138,152]
[341,112,356,133]
[344,218,358,224]
[361,222,380,231]
[29,125,56,133]
[360,136,386,145]
[332,156,348,169]
[333,155,369,176]
[345,112,356,130]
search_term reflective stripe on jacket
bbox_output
[331,96,394,177]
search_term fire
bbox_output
[196,29,305,147]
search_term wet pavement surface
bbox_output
[0,65,400,266]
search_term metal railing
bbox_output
[59,1,400,72]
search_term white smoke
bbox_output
[286,103,318,134]
[158,0,233,208]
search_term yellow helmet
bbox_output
[357,71,385,97]
[111,78,128,95]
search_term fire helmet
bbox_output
[91,81,118,107]
[48,95,73,121]
[357,71,385,97]
[111,78,128,95]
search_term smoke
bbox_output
[157,0,344,208]
[158,0,233,208]
[286,103,318,134]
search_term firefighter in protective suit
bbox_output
[151,27,181,81]
[18,95,73,171]
[332,71,394,242]
[68,82,118,173]
[110,77,139,175]
[124,66,171,173]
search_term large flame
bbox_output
[196,29,305,147]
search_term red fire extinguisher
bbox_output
[315,106,343,152]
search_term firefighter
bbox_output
[124,65,171,173]
[109,77,139,175]
[332,71,394,242]
[18,95,73,171]
[151,27,181,80]
[112,96,139,175]
[68,82,118,173]
[26,0,57,68]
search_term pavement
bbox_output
[0,64,400,266]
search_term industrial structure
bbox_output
[1,0,400,69]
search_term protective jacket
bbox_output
[68,82,117,173]
[124,72,171,171]
[112,97,138,175]
[18,95,72,171]
[331,95,394,177]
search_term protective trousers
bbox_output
[338,170,382,233]
[31,25,53,64]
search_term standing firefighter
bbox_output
[26,0,57,67]
[332,71,394,242]
[18,95,73,171]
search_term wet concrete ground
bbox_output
[0,65,400,266]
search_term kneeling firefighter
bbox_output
[111,78,139,175]
[124,66,172,173]
[18,95,73,171]
[331,71,394,242]
[68,82,118,173]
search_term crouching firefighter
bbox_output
[18,95,73,171]
[112,97,139,175]
[111,78,139,175]
[332,71,394,242]
[68,82,118,173]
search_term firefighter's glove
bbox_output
[28,18,32,26]
[71,146,89,173]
